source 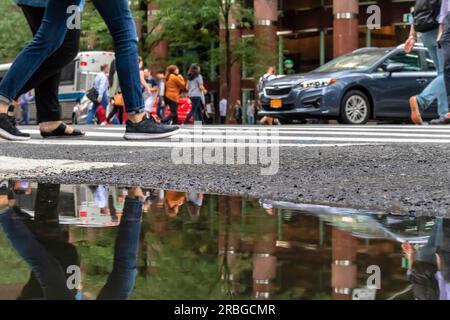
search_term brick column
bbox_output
[331,228,358,300]
[333,0,359,57]
[148,2,169,71]
[254,0,278,66]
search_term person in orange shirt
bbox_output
[164,191,186,217]
[162,65,186,125]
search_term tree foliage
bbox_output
[0,0,31,64]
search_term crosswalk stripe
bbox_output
[19,128,450,140]
[15,139,372,148]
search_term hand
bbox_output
[436,253,442,270]
[97,97,102,104]
[404,36,416,53]
[437,31,443,46]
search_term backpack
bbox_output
[413,0,441,33]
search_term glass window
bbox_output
[315,49,389,72]
[60,61,76,85]
[425,51,436,71]
[379,51,422,72]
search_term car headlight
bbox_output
[299,78,337,89]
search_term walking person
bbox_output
[18,91,33,125]
[86,64,110,125]
[247,99,256,125]
[257,66,277,94]
[0,0,179,141]
[184,64,207,124]
[219,97,228,124]
[407,0,450,125]
[234,100,243,124]
[162,65,185,125]
[155,69,167,120]
[0,0,84,140]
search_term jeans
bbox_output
[86,93,108,124]
[0,0,144,114]
[441,15,450,115]
[19,5,81,123]
[417,28,449,118]
[0,194,143,300]
[184,96,204,124]
[97,197,143,300]
[20,103,30,125]
[162,98,178,124]
[156,96,166,119]
[247,115,255,125]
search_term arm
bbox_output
[437,0,449,44]
[140,71,151,95]
[174,75,186,90]
[404,23,417,53]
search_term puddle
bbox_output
[0,180,448,300]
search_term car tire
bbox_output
[339,90,371,125]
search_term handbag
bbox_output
[86,87,99,103]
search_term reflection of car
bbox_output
[266,200,434,244]
[259,44,442,124]
[150,97,193,125]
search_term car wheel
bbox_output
[339,90,371,125]
[72,113,78,125]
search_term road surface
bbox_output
[1,124,450,216]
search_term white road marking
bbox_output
[0,156,127,175]
[6,126,450,148]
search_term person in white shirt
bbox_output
[86,64,110,125]
[219,98,228,124]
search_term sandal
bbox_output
[40,122,85,139]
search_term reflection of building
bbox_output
[149,0,414,109]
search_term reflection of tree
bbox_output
[218,201,234,299]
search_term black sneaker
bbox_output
[124,117,181,140]
[0,114,31,141]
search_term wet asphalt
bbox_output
[1,125,449,217]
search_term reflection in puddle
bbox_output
[0,180,448,300]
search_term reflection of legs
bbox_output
[97,197,142,300]
[0,209,74,300]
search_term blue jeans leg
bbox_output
[91,0,144,114]
[86,102,99,124]
[97,197,142,300]
[20,103,30,125]
[0,209,75,300]
[0,0,81,104]
[417,29,449,118]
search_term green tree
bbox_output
[0,0,31,64]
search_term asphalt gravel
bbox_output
[1,141,449,217]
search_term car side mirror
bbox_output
[386,63,405,73]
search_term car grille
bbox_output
[264,86,293,97]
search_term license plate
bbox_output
[270,99,282,109]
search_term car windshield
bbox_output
[315,49,390,72]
